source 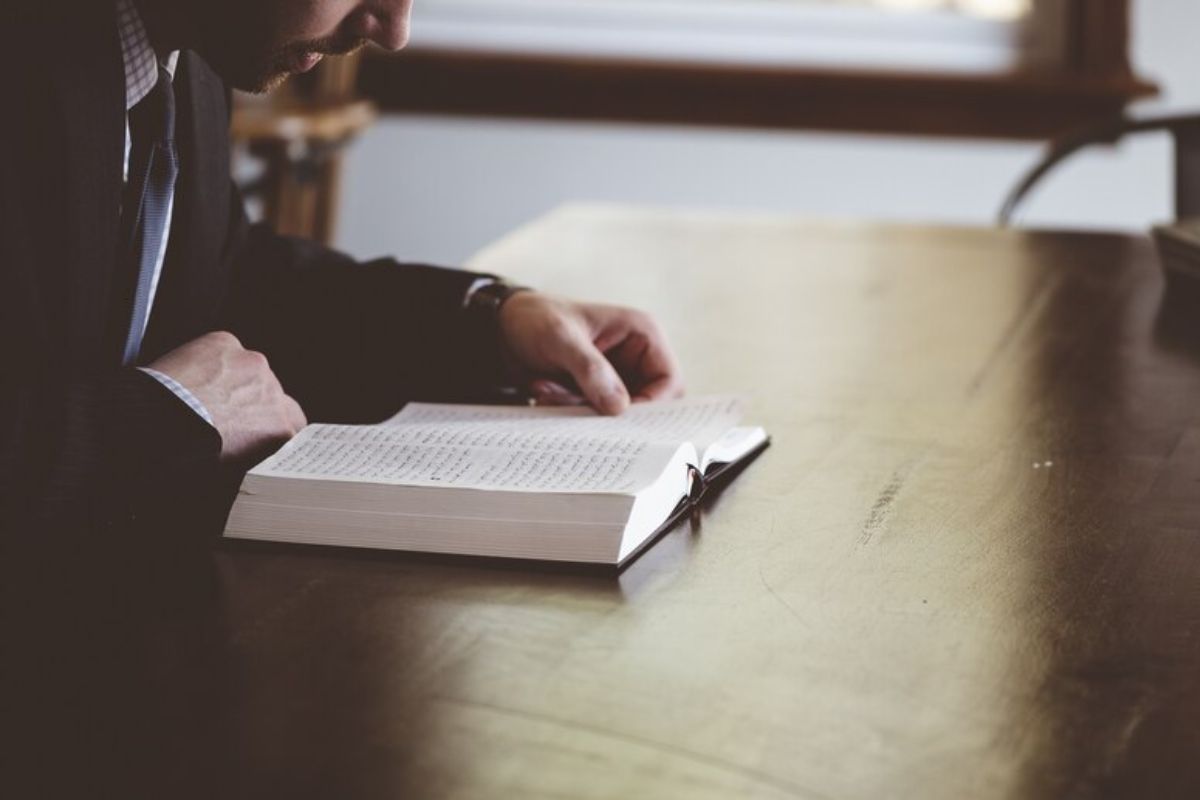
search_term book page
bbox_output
[388,395,743,453]
[249,396,740,494]
[251,425,686,494]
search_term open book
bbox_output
[223,396,769,566]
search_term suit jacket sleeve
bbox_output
[0,365,224,535]
[224,197,509,425]
[0,196,222,539]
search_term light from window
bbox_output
[825,0,1031,21]
[410,0,1061,73]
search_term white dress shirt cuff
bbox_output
[138,367,216,428]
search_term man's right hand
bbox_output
[147,331,307,463]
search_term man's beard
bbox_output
[248,35,369,93]
[201,27,368,94]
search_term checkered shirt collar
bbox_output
[116,0,179,111]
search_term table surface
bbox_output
[34,207,1200,798]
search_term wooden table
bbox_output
[22,207,1200,798]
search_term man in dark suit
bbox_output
[3,5,686,791]
[0,0,684,540]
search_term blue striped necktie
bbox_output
[120,64,179,366]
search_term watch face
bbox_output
[468,281,529,316]
[479,285,505,310]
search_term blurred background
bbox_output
[235,0,1198,266]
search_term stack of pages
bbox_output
[224,396,769,566]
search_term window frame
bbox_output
[404,0,1063,74]
[357,0,1156,140]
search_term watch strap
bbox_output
[464,278,533,318]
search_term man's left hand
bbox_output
[497,292,684,415]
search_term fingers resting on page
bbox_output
[497,292,685,415]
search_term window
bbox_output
[409,0,1062,73]
[358,0,1154,140]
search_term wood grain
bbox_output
[16,207,1200,799]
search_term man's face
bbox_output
[193,0,414,93]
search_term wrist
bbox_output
[495,287,540,333]
[496,290,541,379]
[462,279,536,387]
[464,278,533,320]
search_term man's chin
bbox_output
[238,70,293,95]
[202,50,296,94]
[236,56,331,94]
[221,59,297,94]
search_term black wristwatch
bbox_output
[464,278,533,321]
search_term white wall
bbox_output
[337,0,1200,266]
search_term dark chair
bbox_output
[999,112,1200,226]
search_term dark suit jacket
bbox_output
[0,5,502,543]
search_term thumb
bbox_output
[560,329,630,416]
